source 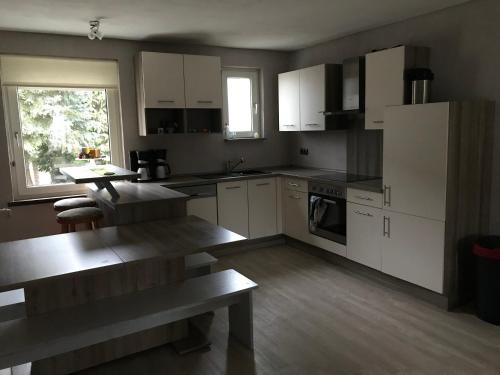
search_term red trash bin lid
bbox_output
[473,243,500,260]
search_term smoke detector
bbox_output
[88,20,103,40]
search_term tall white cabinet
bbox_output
[381,101,494,300]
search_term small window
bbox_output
[222,68,261,139]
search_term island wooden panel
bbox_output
[28,257,186,375]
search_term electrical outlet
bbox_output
[299,148,309,156]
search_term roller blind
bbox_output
[0,55,119,88]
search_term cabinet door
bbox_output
[381,211,444,293]
[347,203,382,270]
[140,52,185,108]
[300,65,325,131]
[187,197,218,225]
[365,46,406,129]
[278,70,300,131]
[284,190,310,242]
[184,55,222,108]
[248,178,277,239]
[217,181,249,238]
[383,103,449,221]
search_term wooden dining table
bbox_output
[0,216,246,374]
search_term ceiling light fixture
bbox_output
[88,20,103,40]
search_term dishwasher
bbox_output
[169,184,218,225]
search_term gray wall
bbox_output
[0,31,291,241]
[290,0,500,232]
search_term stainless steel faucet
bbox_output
[226,157,245,174]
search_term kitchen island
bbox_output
[87,181,189,225]
[0,216,247,374]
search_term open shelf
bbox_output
[145,108,185,135]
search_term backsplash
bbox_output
[289,131,347,171]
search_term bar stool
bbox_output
[53,197,97,212]
[56,207,103,233]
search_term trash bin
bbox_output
[473,236,500,324]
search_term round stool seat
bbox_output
[57,207,103,225]
[54,197,97,212]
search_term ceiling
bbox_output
[0,0,470,51]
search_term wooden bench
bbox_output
[0,253,218,323]
[185,252,218,277]
[0,269,257,370]
[0,290,25,323]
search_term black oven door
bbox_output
[308,193,347,245]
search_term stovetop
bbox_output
[313,172,380,183]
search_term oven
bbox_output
[308,181,347,245]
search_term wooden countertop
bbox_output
[61,165,139,184]
[0,216,245,293]
[87,181,188,207]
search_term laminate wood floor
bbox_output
[74,245,500,375]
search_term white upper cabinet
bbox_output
[184,55,222,108]
[248,178,278,239]
[299,65,326,131]
[278,70,300,131]
[383,103,449,221]
[278,64,341,132]
[365,46,429,129]
[138,52,185,109]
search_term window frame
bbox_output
[221,68,262,139]
[3,85,124,200]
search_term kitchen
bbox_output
[1,0,500,374]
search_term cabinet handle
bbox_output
[158,100,175,103]
[318,111,333,116]
[288,195,301,200]
[288,182,299,187]
[283,124,295,127]
[383,216,391,238]
[305,123,319,126]
[354,210,373,217]
[355,195,373,201]
[225,186,241,190]
[383,185,391,207]
[197,100,213,104]
[373,120,384,124]
[256,182,270,186]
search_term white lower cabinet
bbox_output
[284,190,310,242]
[217,181,249,238]
[248,178,278,239]
[381,210,445,293]
[187,197,218,225]
[347,202,382,270]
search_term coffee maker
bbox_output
[129,149,171,181]
[154,149,171,179]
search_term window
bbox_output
[1,55,123,200]
[222,68,261,139]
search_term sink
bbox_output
[196,170,270,179]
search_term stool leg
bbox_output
[87,222,93,230]
[93,220,100,229]
[61,224,69,233]
[69,224,76,232]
